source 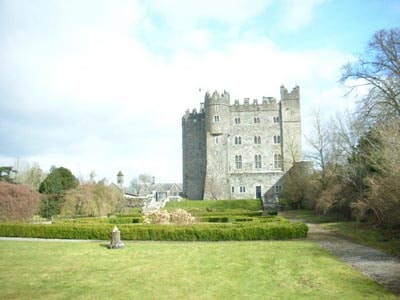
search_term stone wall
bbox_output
[182,86,302,200]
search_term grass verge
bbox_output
[0,240,397,300]
[281,210,400,257]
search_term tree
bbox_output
[0,181,41,221]
[0,166,17,183]
[39,167,78,194]
[351,120,400,227]
[38,167,78,218]
[61,182,125,217]
[138,173,153,184]
[341,28,400,122]
[13,160,45,191]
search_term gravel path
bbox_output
[304,221,400,295]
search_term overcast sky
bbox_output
[1,0,399,184]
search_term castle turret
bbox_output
[205,90,230,136]
[203,90,231,199]
[280,85,302,171]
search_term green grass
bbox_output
[281,210,400,257]
[322,222,400,257]
[280,210,348,223]
[166,199,262,214]
[0,240,397,299]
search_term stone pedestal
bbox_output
[109,226,124,249]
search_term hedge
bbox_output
[0,222,307,241]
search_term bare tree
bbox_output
[305,113,340,189]
[340,28,400,121]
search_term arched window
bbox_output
[255,154,262,169]
[274,135,281,144]
[214,115,220,123]
[274,153,282,169]
[234,136,242,145]
[254,136,261,144]
[235,155,242,169]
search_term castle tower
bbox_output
[280,85,302,171]
[203,91,231,199]
[182,107,206,199]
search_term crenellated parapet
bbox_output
[182,108,205,123]
[280,85,300,100]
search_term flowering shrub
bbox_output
[170,209,195,224]
[143,210,170,224]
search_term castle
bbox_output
[182,85,302,200]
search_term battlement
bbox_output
[233,96,277,106]
[280,85,300,100]
[182,108,205,123]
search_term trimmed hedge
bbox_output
[0,222,307,241]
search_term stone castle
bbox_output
[182,85,302,200]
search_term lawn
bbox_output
[0,240,397,299]
[166,199,262,213]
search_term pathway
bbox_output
[293,219,400,295]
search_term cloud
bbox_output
[0,0,354,183]
[279,0,327,31]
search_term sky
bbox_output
[1,0,399,185]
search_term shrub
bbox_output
[61,183,124,217]
[0,221,308,241]
[143,211,170,224]
[170,209,195,224]
[0,182,41,222]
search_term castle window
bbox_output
[235,117,240,124]
[214,115,220,123]
[274,135,281,144]
[275,186,282,193]
[215,137,219,144]
[215,106,219,112]
[254,117,260,123]
[274,116,280,123]
[240,186,246,193]
[255,154,262,169]
[231,186,235,193]
[274,153,282,169]
[254,136,261,144]
[234,136,242,145]
[235,155,242,169]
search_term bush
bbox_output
[197,216,231,223]
[0,182,41,222]
[143,211,170,224]
[0,221,308,241]
[170,209,195,224]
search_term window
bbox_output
[275,186,282,193]
[215,137,219,144]
[231,186,235,193]
[273,116,280,123]
[255,154,262,169]
[274,135,281,144]
[254,136,261,144]
[215,106,219,112]
[240,186,246,193]
[274,153,282,169]
[234,136,242,145]
[254,117,260,123]
[235,155,242,169]
[235,117,241,124]
[214,115,220,123]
